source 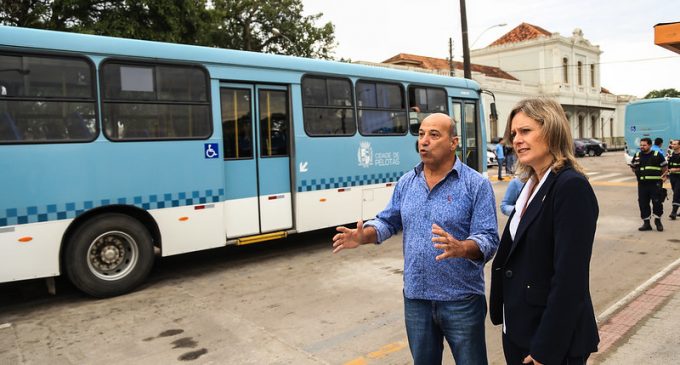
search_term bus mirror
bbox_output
[490,102,498,120]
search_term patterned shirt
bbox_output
[365,158,499,301]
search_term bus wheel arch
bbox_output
[61,207,161,297]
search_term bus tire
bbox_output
[65,213,154,298]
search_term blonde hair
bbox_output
[503,98,585,181]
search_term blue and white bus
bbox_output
[0,26,489,297]
[624,97,680,163]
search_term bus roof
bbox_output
[628,97,680,106]
[0,25,479,92]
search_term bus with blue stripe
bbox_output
[0,25,489,297]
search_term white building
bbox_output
[380,22,635,147]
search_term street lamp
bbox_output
[272,28,301,56]
[471,23,507,49]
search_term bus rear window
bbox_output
[302,76,355,136]
[0,53,97,144]
[101,61,211,141]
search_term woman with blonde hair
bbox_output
[490,98,599,364]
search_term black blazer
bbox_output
[490,167,599,365]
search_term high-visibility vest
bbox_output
[634,151,664,181]
[669,153,680,175]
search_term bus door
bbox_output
[450,98,480,172]
[254,85,292,233]
[219,84,292,239]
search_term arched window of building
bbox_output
[590,64,595,88]
[591,115,597,137]
[577,61,583,86]
[563,57,569,83]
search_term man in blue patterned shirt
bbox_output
[333,113,499,364]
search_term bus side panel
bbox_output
[1,138,227,263]
[223,197,260,238]
[0,220,69,282]
[362,185,397,221]
[296,188,363,233]
[151,203,225,257]
[293,133,417,232]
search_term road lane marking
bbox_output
[589,173,622,181]
[610,176,635,182]
[343,341,408,365]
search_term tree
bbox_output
[644,88,680,99]
[0,0,336,58]
[209,0,335,58]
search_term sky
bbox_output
[302,0,680,98]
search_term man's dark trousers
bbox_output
[638,181,664,219]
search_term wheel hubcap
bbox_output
[87,231,139,281]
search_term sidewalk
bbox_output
[591,260,680,364]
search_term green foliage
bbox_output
[643,88,680,99]
[0,0,335,58]
[209,0,335,58]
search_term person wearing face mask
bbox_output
[490,98,599,365]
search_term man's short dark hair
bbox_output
[654,137,663,146]
[641,137,652,145]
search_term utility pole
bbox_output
[448,37,454,76]
[459,0,471,79]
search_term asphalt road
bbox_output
[1,152,679,364]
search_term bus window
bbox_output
[258,89,289,157]
[221,88,253,159]
[356,80,407,135]
[302,76,355,136]
[0,53,97,143]
[101,62,211,141]
[408,86,448,134]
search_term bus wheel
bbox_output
[65,213,154,298]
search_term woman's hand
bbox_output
[523,354,543,365]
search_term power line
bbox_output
[502,55,678,73]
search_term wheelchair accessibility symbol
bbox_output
[204,143,219,159]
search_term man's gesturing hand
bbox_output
[432,223,467,261]
[333,219,365,253]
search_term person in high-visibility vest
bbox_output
[668,139,680,220]
[630,137,668,231]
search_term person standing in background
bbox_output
[668,139,680,220]
[505,145,516,175]
[652,137,665,157]
[500,177,524,216]
[496,138,505,180]
[630,137,668,231]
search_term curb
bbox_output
[591,258,680,361]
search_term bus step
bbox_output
[237,231,288,245]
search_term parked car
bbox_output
[486,143,498,167]
[575,138,606,156]
[574,140,587,157]
[588,138,607,151]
